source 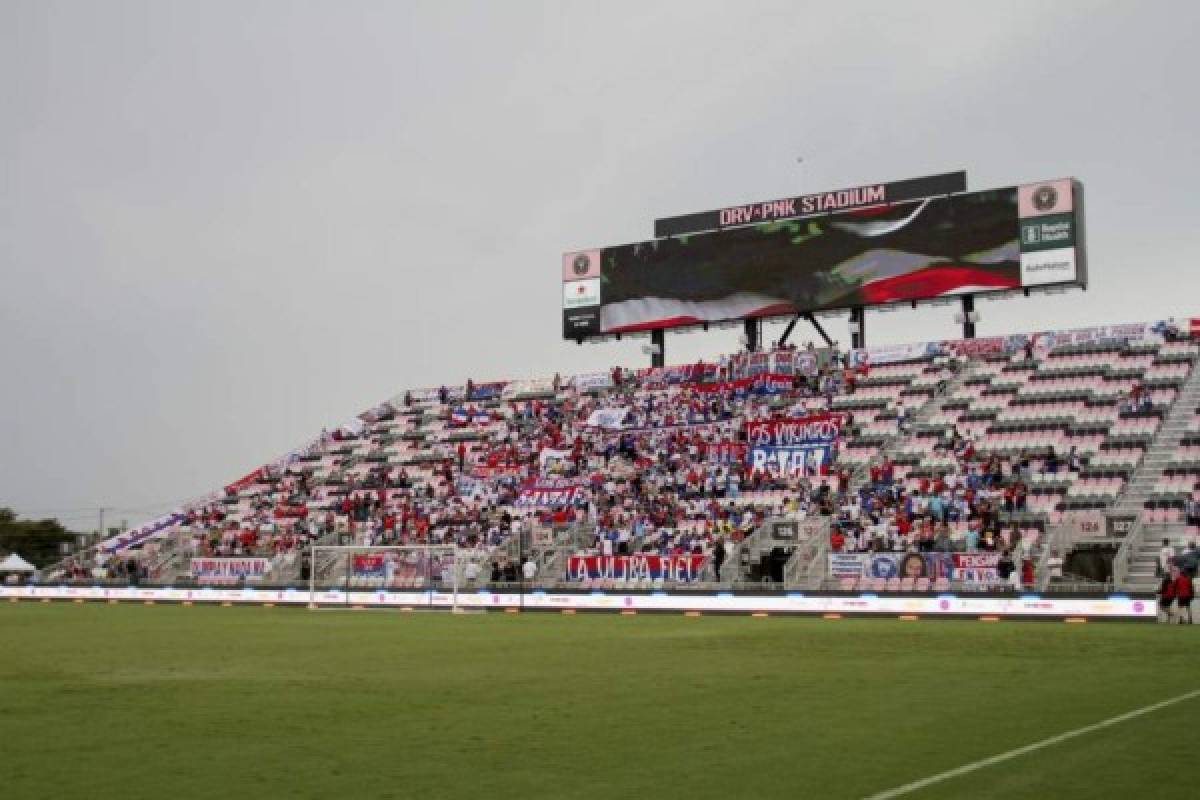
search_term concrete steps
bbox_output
[1112,362,1200,513]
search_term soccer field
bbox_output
[1,604,1195,799]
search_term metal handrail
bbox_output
[1111,512,1145,589]
[1035,522,1068,592]
[784,518,831,589]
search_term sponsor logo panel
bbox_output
[1018,178,1074,217]
[1021,248,1077,286]
[562,250,601,281]
[563,277,601,309]
[563,307,601,338]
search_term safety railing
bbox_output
[1110,512,1145,589]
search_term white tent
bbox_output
[0,553,36,573]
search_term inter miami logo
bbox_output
[572,254,591,276]
[1032,185,1058,212]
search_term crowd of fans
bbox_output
[32,323,1200,596]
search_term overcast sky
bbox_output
[2,0,1198,530]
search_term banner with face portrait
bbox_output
[827,552,1003,584]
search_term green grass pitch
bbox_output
[1,603,1196,799]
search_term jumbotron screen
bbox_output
[562,178,1084,340]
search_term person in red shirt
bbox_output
[1159,569,1178,623]
[1171,566,1194,624]
[830,530,846,552]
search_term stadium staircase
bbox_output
[1111,360,1200,589]
[1112,360,1200,514]
[723,523,780,586]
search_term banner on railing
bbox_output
[566,554,707,583]
[586,408,630,429]
[848,319,1173,368]
[690,373,793,396]
[515,479,585,508]
[352,554,387,578]
[639,363,718,386]
[191,557,270,583]
[273,505,308,520]
[745,413,842,475]
[450,407,492,426]
[571,371,614,392]
[100,513,186,554]
[828,552,1003,584]
[467,382,508,401]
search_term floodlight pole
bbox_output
[962,295,976,340]
[849,306,865,350]
[744,318,760,352]
[650,329,665,368]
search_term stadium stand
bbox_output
[38,317,1200,596]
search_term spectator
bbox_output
[1159,539,1174,578]
[1159,568,1178,623]
[996,550,1015,589]
[1172,566,1193,624]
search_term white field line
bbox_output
[862,687,1200,800]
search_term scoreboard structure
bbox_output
[562,172,1087,364]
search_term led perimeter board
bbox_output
[562,178,1085,341]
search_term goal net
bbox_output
[307,545,470,611]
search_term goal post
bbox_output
[307,544,465,611]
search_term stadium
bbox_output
[2,3,1199,799]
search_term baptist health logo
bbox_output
[562,277,601,309]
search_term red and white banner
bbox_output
[224,468,265,495]
[950,552,1002,584]
[273,506,308,520]
[352,554,387,577]
[566,554,707,583]
[689,373,793,394]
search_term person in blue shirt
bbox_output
[964,526,980,552]
[929,495,945,523]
